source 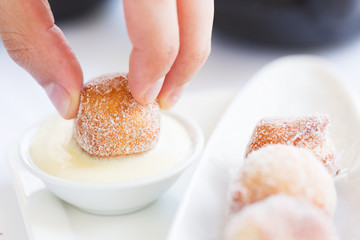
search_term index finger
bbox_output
[158,0,214,109]
[123,0,180,105]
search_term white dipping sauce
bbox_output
[30,114,192,183]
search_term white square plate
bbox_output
[168,55,360,240]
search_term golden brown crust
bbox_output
[245,114,337,176]
[73,73,160,157]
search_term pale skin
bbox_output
[0,0,214,119]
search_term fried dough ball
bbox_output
[74,73,161,157]
[229,145,336,215]
[245,114,337,176]
[223,195,339,240]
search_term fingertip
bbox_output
[159,85,185,109]
[44,83,80,119]
[128,75,164,105]
[143,78,164,104]
[44,83,70,118]
[65,90,81,119]
[63,109,77,120]
[158,98,171,110]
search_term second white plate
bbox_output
[167,55,360,240]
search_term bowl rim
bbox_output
[19,111,204,190]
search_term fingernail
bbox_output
[143,79,163,104]
[160,86,185,109]
[44,83,71,117]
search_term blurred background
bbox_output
[215,0,360,47]
[2,0,360,239]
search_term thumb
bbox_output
[0,0,83,119]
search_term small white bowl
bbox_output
[19,112,204,215]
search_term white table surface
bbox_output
[1,0,360,239]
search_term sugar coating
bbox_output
[223,195,339,240]
[229,145,337,216]
[74,73,161,157]
[246,113,337,176]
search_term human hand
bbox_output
[0,0,213,119]
[0,0,83,119]
[123,0,214,109]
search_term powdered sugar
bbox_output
[74,73,161,157]
[223,194,339,240]
[229,145,337,216]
